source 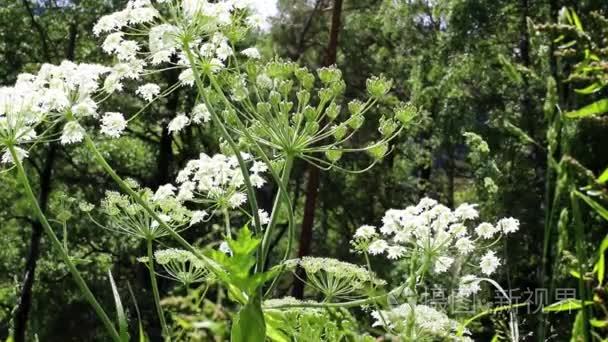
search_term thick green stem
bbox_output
[182,43,262,234]
[147,239,169,339]
[257,156,294,273]
[8,145,121,342]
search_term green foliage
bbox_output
[208,227,279,300]
[1,0,608,341]
[108,271,129,342]
[265,308,372,342]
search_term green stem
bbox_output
[223,207,232,238]
[257,155,294,273]
[182,43,262,234]
[571,192,591,342]
[457,303,529,336]
[8,145,121,342]
[266,284,405,310]
[195,53,297,277]
[147,238,169,339]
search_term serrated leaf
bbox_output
[264,310,290,342]
[208,226,277,299]
[227,226,260,257]
[566,99,608,118]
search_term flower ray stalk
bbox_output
[147,238,169,339]
[182,41,262,234]
[203,73,297,277]
[258,155,294,273]
[185,45,298,279]
[267,283,407,310]
[82,135,223,278]
[7,144,121,342]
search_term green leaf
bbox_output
[208,226,279,299]
[573,191,608,221]
[108,271,129,342]
[571,9,583,31]
[543,299,593,313]
[574,82,603,94]
[558,40,577,49]
[504,121,537,145]
[570,311,584,342]
[498,54,522,84]
[138,322,148,342]
[566,99,608,118]
[231,295,266,342]
[264,311,290,342]
[590,319,608,328]
[559,7,573,25]
[596,235,608,285]
[598,167,608,184]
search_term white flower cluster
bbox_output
[165,103,212,135]
[98,184,205,240]
[371,304,469,340]
[139,248,212,285]
[174,152,267,209]
[93,0,265,132]
[0,60,137,158]
[0,79,45,163]
[284,257,386,301]
[352,198,519,296]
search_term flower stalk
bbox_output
[257,155,294,273]
[82,135,221,275]
[147,238,169,339]
[8,144,121,342]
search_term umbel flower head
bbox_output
[92,0,266,133]
[139,248,213,285]
[204,60,417,171]
[351,198,519,297]
[0,78,45,163]
[284,257,386,301]
[0,60,127,163]
[371,304,467,341]
[89,182,205,240]
[172,152,267,211]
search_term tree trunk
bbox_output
[292,0,344,299]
